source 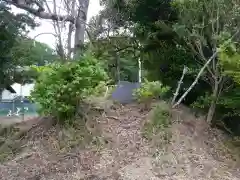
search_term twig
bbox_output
[106,116,119,120]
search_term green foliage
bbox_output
[0,3,36,89]
[0,4,55,87]
[133,80,170,102]
[31,54,108,123]
[9,38,58,84]
[87,33,139,83]
[11,38,58,66]
[219,48,240,84]
[143,42,198,85]
[172,0,239,42]
[143,102,172,142]
[98,0,240,134]
[191,92,212,110]
[171,0,240,123]
[90,81,116,98]
[191,85,240,125]
[30,64,54,73]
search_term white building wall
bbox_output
[1,89,17,100]
[1,83,35,101]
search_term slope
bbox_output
[0,101,240,180]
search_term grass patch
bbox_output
[45,100,109,154]
[143,102,172,146]
[221,136,240,164]
[45,123,107,155]
[0,125,25,162]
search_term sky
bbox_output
[26,0,102,48]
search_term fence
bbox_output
[0,81,141,117]
[0,100,38,117]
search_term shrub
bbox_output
[90,81,116,98]
[133,80,170,107]
[143,102,172,143]
[31,54,108,123]
[191,92,212,112]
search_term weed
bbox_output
[143,102,172,145]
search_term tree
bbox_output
[4,0,90,58]
[9,38,59,84]
[0,3,36,91]
[11,37,58,66]
[86,13,140,83]
[99,0,240,128]
[87,35,140,83]
[172,0,240,124]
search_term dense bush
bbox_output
[133,80,170,103]
[31,54,108,123]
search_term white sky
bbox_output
[26,0,102,48]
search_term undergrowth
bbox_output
[143,102,172,147]
[0,125,25,162]
[221,137,240,165]
[133,81,170,110]
[45,98,114,154]
[46,123,93,153]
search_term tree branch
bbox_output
[173,51,218,108]
[171,66,188,106]
[4,0,75,23]
[33,32,57,40]
[172,29,240,108]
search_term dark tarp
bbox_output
[111,81,140,104]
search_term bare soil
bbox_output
[0,102,240,180]
[0,115,38,127]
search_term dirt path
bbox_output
[0,104,240,180]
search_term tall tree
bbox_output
[0,3,36,91]
[4,0,90,58]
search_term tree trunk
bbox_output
[171,66,187,106]
[206,80,219,124]
[52,0,66,60]
[138,57,142,83]
[67,23,74,58]
[74,0,89,57]
[67,0,76,59]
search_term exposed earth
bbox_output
[0,102,240,180]
[0,115,38,127]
